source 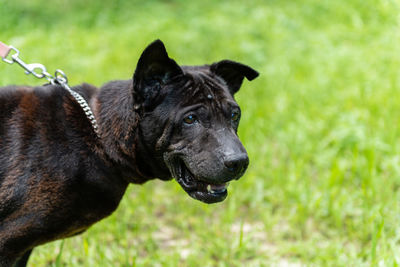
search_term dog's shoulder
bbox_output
[0,83,99,101]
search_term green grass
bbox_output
[2,0,400,265]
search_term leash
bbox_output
[0,41,100,137]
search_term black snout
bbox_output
[224,153,249,179]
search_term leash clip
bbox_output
[2,45,54,82]
[23,63,51,79]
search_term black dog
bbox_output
[0,40,258,266]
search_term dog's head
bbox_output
[132,40,258,203]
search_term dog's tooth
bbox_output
[207,184,211,193]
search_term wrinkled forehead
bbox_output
[175,66,235,108]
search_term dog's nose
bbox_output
[224,153,249,178]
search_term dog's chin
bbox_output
[173,160,229,204]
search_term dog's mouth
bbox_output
[173,160,229,204]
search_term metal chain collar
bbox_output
[1,43,100,137]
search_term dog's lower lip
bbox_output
[207,183,229,194]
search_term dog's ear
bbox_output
[133,40,183,106]
[210,60,259,95]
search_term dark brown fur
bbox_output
[0,40,258,266]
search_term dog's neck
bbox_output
[92,80,157,184]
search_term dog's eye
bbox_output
[183,115,197,125]
[231,111,240,122]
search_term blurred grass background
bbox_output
[2,0,400,266]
